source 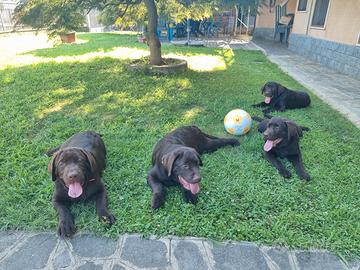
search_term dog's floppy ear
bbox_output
[275,83,286,97]
[79,149,97,176]
[161,149,183,176]
[285,121,303,141]
[161,147,201,176]
[48,151,61,181]
[261,84,266,94]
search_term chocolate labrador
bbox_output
[147,125,240,209]
[252,81,311,114]
[254,116,311,181]
[47,131,115,237]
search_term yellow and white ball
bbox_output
[224,109,252,135]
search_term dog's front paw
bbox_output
[152,193,165,209]
[182,190,198,205]
[280,169,292,178]
[58,218,76,237]
[100,212,116,226]
[187,194,198,205]
[230,139,240,147]
[299,172,311,181]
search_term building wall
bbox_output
[287,0,297,13]
[289,0,360,78]
[292,0,360,45]
[256,2,277,28]
[254,0,297,40]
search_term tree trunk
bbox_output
[143,0,162,66]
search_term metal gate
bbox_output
[0,8,14,32]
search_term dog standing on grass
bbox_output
[47,131,115,237]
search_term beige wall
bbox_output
[292,0,360,45]
[256,0,298,28]
[256,1,277,28]
[287,0,297,13]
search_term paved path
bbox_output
[172,38,261,50]
[252,39,360,128]
[0,232,359,270]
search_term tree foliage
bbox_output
[14,0,218,34]
[14,0,266,65]
[14,0,86,37]
[220,0,267,15]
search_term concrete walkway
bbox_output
[252,39,360,128]
[0,232,359,270]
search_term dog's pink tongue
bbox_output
[179,176,200,195]
[264,140,274,152]
[190,183,200,195]
[265,97,271,104]
[68,182,83,198]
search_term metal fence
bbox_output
[0,8,14,32]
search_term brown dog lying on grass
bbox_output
[253,81,311,114]
[253,116,311,181]
[47,131,115,237]
[147,126,240,209]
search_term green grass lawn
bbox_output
[1,33,359,257]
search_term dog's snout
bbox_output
[193,174,201,182]
[263,129,269,137]
[68,171,78,180]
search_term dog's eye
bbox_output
[183,165,190,169]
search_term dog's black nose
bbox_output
[68,172,78,180]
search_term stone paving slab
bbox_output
[0,232,358,270]
[172,38,261,50]
[253,39,360,128]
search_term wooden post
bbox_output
[234,5,238,36]
[246,6,250,36]
[239,6,242,35]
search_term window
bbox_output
[297,0,308,11]
[311,0,330,27]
